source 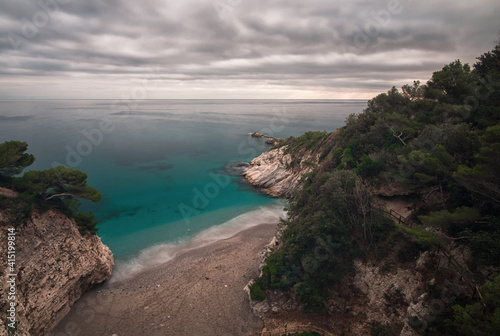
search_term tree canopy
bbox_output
[0,141,102,233]
[0,141,35,177]
[452,275,500,336]
[18,166,102,202]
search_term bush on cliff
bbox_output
[249,279,266,302]
[0,141,102,233]
[17,166,102,202]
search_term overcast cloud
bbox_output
[0,0,499,99]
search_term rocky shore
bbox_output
[250,132,279,146]
[243,145,319,198]
[0,205,113,336]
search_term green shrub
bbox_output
[294,281,327,314]
[302,160,318,167]
[284,131,330,153]
[452,274,500,336]
[261,251,292,290]
[74,212,99,234]
[249,280,266,301]
[395,223,439,246]
[355,154,383,177]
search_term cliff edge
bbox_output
[243,145,319,198]
[0,200,113,336]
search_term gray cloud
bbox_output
[0,0,499,99]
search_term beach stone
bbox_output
[252,301,270,315]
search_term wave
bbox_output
[109,201,287,283]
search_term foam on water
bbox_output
[110,200,287,283]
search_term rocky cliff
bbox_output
[243,145,319,198]
[242,134,473,335]
[0,202,113,336]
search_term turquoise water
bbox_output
[0,99,364,274]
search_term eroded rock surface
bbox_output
[0,207,113,336]
[243,146,318,198]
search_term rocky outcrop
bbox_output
[352,260,425,335]
[0,206,113,336]
[250,132,279,146]
[243,145,319,198]
[250,132,265,138]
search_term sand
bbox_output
[51,223,277,336]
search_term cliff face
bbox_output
[243,145,319,198]
[0,206,113,336]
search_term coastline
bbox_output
[52,222,278,336]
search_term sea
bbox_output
[0,99,366,280]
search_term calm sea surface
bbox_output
[0,99,366,277]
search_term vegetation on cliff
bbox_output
[0,142,102,233]
[258,42,500,334]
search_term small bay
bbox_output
[0,99,364,272]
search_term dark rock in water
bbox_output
[250,132,279,145]
[212,161,251,177]
[265,138,279,145]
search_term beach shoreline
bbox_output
[52,222,278,336]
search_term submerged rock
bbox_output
[236,161,250,168]
[219,161,251,176]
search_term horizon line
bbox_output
[0,98,370,101]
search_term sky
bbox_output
[0,0,499,100]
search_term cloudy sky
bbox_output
[1,0,499,99]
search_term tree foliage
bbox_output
[0,141,35,178]
[18,166,102,202]
[452,275,500,336]
[258,41,500,314]
[0,141,102,234]
[453,124,500,204]
[426,60,476,104]
[260,170,393,312]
